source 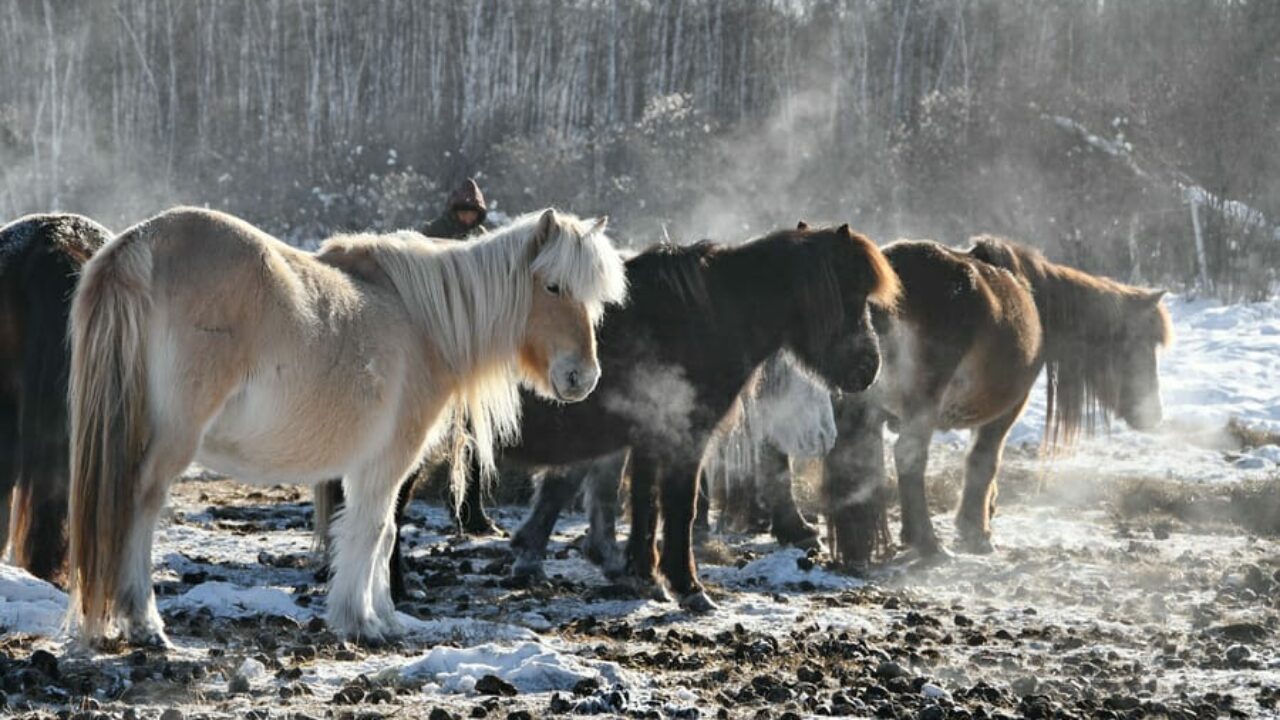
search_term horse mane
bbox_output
[321,210,627,488]
[968,235,1172,447]
[625,228,899,357]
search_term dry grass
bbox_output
[1226,417,1280,451]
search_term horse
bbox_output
[508,350,838,583]
[824,236,1171,565]
[427,223,897,611]
[65,206,627,648]
[0,215,110,584]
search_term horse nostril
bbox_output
[567,369,580,389]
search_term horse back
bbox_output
[879,241,1043,427]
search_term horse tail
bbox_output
[66,234,153,643]
[10,242,84,583]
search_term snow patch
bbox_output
[0,565,67,637]
[704,548,864,591]
[163,581,311,620]
[401,641,627,695]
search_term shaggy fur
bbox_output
[825,236,1170,564]
[0,214,110,584]
[65,206,625,648]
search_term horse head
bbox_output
[1113,289,1171,430]
[519,209,628,403]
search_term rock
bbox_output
[428,709,457,720]
[916,706,946,720]
[159,709,184,720]
[505,712,533,720]
[475,674,518,697]
[367,687,395,704]
[1011,676,1038,696]
[332,686,365,704]
[874,661,907,680]
[797,665,823,684]
[921,683,950,700]
[549,693,573,713]
[29,650,58,679]
[1226,644,1252,666]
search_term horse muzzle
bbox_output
[551,355,600,403]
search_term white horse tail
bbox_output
[66,235,153,644]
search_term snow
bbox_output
[164,581,311,620]
[400,640,629,695]
[703,547,863,591]
[0,565,67,636]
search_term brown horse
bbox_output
[0,214,110,583]
[825,236,1171,563]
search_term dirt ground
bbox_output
[4,445,1280,719]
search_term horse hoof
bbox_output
[510,561,548,585]
[459,515,504,537]
[128,630,172,650]
[956,535,995,555]
[615,575,669,602]
[911,546,953,568]
[680,590,717,613]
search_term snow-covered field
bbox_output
[2,295,1279,719]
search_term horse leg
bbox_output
[693,468,711,543]
[452,446,500,536]
[582,451,628,579]
[510,466,581,581]
[955,399,1025,554]
[119,425,201,647]
[763,447,820,550]
[824,397,888,570]
[623,451,666,601]
[658,456,714,612]
[895,417,944,559]
[328,460,407,644]
[388,467,420,601]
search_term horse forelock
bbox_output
[526,210,628,323]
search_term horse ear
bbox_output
[1145,289,1167,304]
[837,223,853,237]
[588,215,609,237]
[533,209,556,249]
[796,221,809,231]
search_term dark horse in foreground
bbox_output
[330,224,900,608]
[0,214,111,583]
[498,224,897,609]
[825,236,1171,565]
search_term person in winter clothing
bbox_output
[422,178,489,239]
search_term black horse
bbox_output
[377,223,899,609]
[0,214,111,583]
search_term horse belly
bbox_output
[196,363,399,484]
[936,351,1031,430]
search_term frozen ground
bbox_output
[2,295,1279,719]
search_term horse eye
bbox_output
[545,283,561,296]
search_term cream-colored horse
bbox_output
[66,207,626,648]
